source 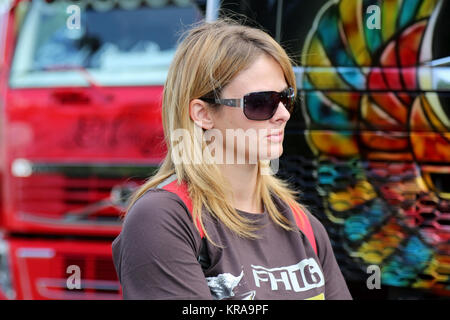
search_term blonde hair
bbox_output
[126,18,306,241]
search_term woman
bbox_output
[112,19,352,300]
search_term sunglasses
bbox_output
[200,87,295,121]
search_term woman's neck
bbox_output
[217,163,264,213]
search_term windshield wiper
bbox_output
[42,64,113,102]
[63,182,138,222]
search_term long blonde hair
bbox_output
[126,19,306,241]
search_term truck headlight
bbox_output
[11,158,33,177]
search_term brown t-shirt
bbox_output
[112,188,352,300]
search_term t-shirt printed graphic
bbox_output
[206,270,252,300]
[252,258,324,294]
[207,257,326,300]
[112,189,352,300]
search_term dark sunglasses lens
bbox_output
[281,94,294,113]
[244,92,279,120]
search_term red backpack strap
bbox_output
[158,175,205,238]
[157,175,317,256]
[290,203,317,255]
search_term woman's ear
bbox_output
[189,98,215,130]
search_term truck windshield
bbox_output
[10,0,202,88]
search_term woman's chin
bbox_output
[257,145,283,161]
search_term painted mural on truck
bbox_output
[298,0,449,295]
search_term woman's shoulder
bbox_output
[114,188,202,254]
[300,207,338,263]
[272,194,330,249]
[122,188,194,231]
[303,209,327,236]
[112,188,205,290]
[272,194,325,232]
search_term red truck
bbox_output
[0,0,201,299]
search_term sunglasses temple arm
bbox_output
[238,98,243,109]
[216,98,243,109]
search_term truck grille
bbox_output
[12,240,122,300]
[35,255,121,299]
[13,162,156,226]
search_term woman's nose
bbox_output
[271,101,291,123]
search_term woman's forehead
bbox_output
[221,55,288,97]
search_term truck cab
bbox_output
[0,0,201,299]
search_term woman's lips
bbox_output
[266,131,283,142]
